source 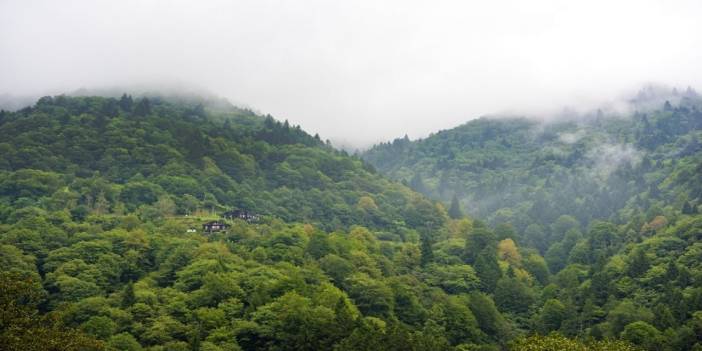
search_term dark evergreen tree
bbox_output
[121,281,135,308]
[682,201,695,214]
[448,194,463,219]
[664,100,673,111]
[133,97,151,116]
[420,233,434,267]
[463,227,496,265]
[101,98,119,118]
[475,249,502,293]
[409,173,428,194]
[119,93,133,112]
[627,248,650,278]
[306,232,331,259]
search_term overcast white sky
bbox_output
[1,0,701,147]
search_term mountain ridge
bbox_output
[1,91,701,350]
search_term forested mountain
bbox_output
[361,87,702,349]
[0,94,440,232]
[364,87,702,240]
[1,91,701,351]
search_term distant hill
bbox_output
[363,87,702,244]
[0,94,440,232]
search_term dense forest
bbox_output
[1,90,701,350]
[362,86,702,349]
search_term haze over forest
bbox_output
[2,1,702,351]
[2,0,702,146]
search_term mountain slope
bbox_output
[2,94,486,351]
[2,92,702,351]
[358,88,702,349]
[0,94,440,232]
[363,88,702,243]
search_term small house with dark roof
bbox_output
[202,221,229,233]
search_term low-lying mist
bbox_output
[3,1,702,148]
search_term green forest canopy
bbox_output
[0,91,701,350]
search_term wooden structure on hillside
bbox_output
[202,221,230,233]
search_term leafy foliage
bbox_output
[0,272,104,351]
[363,88,702,350]
[1,90,701,350]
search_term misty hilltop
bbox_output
[3,1,702,146]
[0,94,437,232]
[363,86,702,238]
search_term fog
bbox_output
[1,0,701,148]
[586,143,642,180]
